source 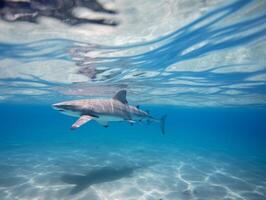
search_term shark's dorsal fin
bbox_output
[112,90,128,104]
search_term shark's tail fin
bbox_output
[160,115,167,135]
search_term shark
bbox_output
[52,90,166,134]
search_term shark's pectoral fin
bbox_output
[96,120,109,128]
[71,115,93,130]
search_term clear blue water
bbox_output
[0,0,266,199]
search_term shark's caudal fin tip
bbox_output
[160,115,167,135]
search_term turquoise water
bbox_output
[0,0,266,199]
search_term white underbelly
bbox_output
[62,110,80,117]
[98,115,123,122]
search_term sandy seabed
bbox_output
[0,141,265,200]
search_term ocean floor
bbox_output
[0,140,265,200]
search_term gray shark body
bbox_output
[53,90,166,134]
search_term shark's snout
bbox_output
[52,102,81,117]
[52,102,78,112]
[52,103,64,111]
[52,103,59,108]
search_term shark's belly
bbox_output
[98,115,124,122]
[62,110,81,117]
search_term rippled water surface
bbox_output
[0,0,265,106]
